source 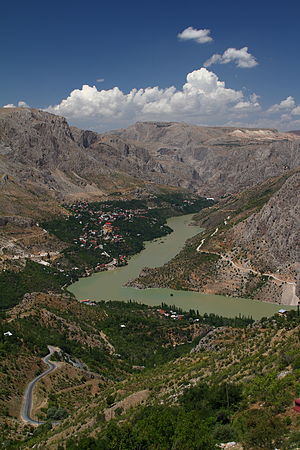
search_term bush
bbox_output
[213,423,236,442]
[233,408,287,449]
[106,394,115,406]
[47,407,68,420]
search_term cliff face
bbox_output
[127,170,300,305]
[1,108,300,208]
[106,121,300,196]
[231,172,300,276]
[225,171,300,303]
[0,108,156,217]
[0,108,299,304]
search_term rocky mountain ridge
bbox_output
[231,172,300,276]
[1,107,300,217]
[105,121,300,196]
[0,107,299,305]
[127,170,300,305]
[0,108,154,212]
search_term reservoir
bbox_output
[68,213,291,319]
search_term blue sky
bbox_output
[1,0,300,131]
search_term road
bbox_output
[21,345,60,425]
[219,254,296,285]
[196,240,298,305]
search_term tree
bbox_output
[233,408,287,449]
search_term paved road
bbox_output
[21,345,59,425]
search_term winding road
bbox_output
[21,345,60,425]
[196,240,298,305]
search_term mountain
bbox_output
[288,130,300,136]
[2,292,300,448]
[1,108,300,219]
[0,108,164,219]
[0,107,299,304]
[1,110,300,448]
[106,121,300,196]
[231,172,300,280]
[128,169,300,304]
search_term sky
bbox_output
[1,0,300,131]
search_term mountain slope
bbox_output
[1,108,299,304]
[107,121,300,196]
[0,108,162,216]
[2,292,300,448]
[128,170,300,304]
[231,172,300,275]
[1,108,300,212]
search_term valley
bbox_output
[2,292,300,449]
[128,170,300,305]
[0,107,299,449]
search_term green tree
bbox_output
[233,408,287,449]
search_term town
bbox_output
[67,200,172,271]
[42,195,213,279]
[43,198,173,277]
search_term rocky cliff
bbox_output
[127,170,300,305]
[231,172,299,275]
[1,108,300,212]
[0,108,158,218]
[1,108,299,304]
[106,121,300,196]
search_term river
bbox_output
[68,213,291,319]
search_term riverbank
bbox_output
[128,178,300,307]
[69,213,292,319]
[1,195,213,310]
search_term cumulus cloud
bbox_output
[267,96,296,113]
[177,27,213,44]
[18,101,29,108]
[3,100,29,108]
[291,106,300,116]
[233,100,260,112]
[47,67,262,129]
[4,69,298,131]
[250,93,260,103]
[204,47,258,68]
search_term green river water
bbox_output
[68,213,291,319]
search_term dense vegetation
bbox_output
[42,194,214,269]
[65,383,289,449]
[0,261,69,310]
[0,194,214,311]
[2,191,300,448]
[58,311,300,449]
[2,294,300,448]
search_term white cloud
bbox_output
[233,100,260,112]
[291,106,300,116]
[267,96,296,113]
[18,101,29,108]
[204,47,258,68]
[4,69,299,132]
[250,93,260,103]
[3,73,298,132]
[96,78,105,83]
[2,100,29,108]
[177,27,213,44]
[47,67,258,128]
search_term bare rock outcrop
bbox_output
[231,172,300,276]
[1,108,300,210]
[107,121,300,196]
